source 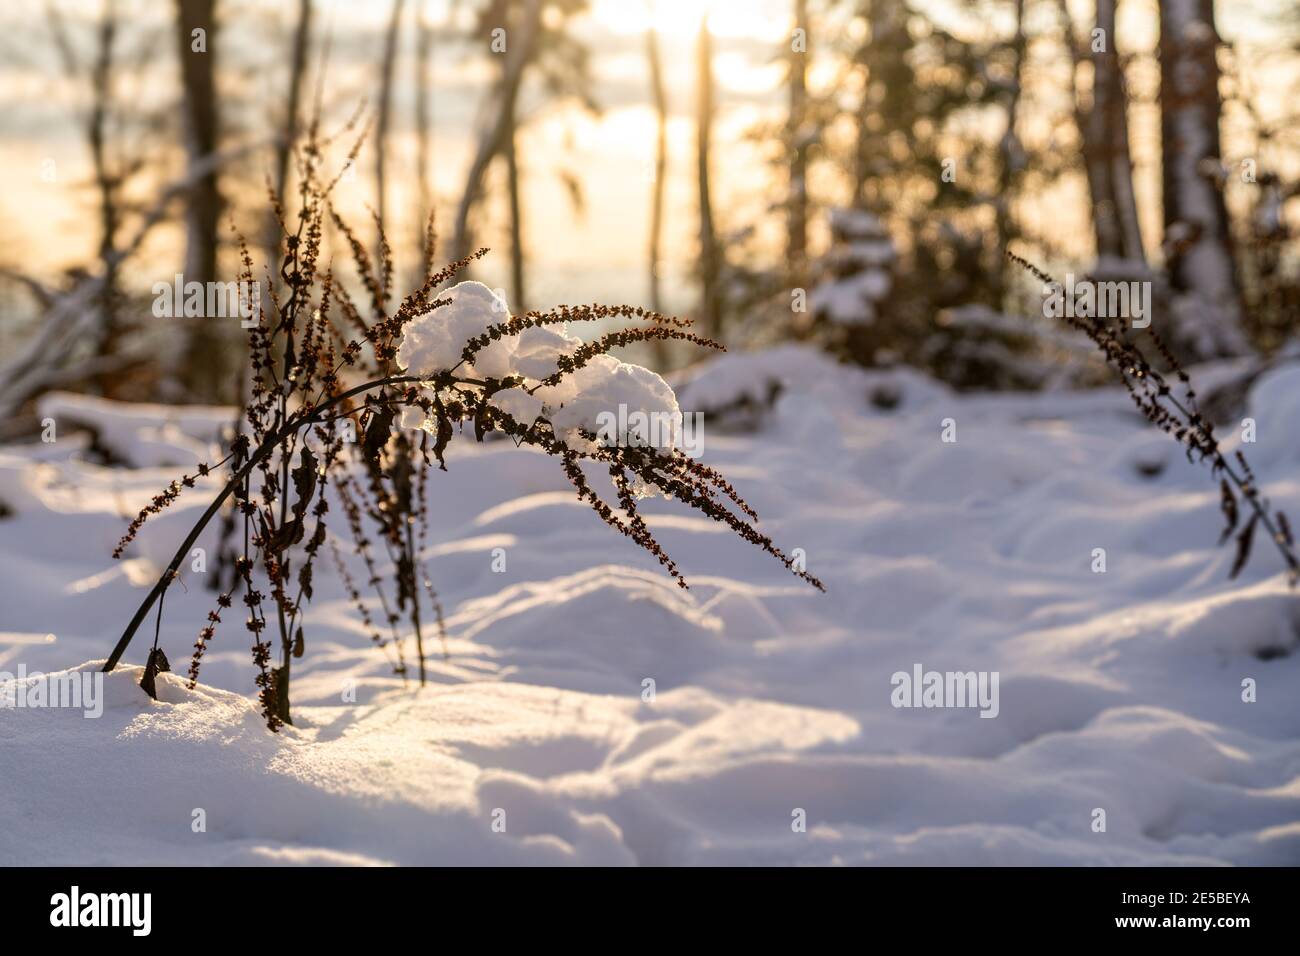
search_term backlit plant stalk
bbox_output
[107,120,823,731]
[1009,249,1298,584]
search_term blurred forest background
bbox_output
[0,0,1297,432]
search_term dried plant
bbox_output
[1009,250,1299,586]
[105,121,823,731]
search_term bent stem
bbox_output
[103,373,423,673]
[1162,392,1298,580]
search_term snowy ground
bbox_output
[3,346,1300,866]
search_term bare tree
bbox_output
[375,0,407,260]
[270,0,313,229]
[785,0,806,291]
[996,0,1026,271]
[645,10,668,315]
[1056,0,1144,265]
[448,0,594,311]
[1090,0,1144,262]
[787,0,809,290]
[1092,0,1144,261]
[1159,0,1246,356]
[504,51,526,312]
[413,0,433,266]
[89,2,120,358]
[695,14,722,339]
[0,143,260,426]
[449,0,543,267]
[174,0,225,401]
[46,0,123,391]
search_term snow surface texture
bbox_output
[3,346,1300,865]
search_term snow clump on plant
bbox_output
[397,281,682,454]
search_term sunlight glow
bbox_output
[590,0,787,41]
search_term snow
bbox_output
[398,280,517,379]
[399,282,682,454]
[3,346,1300,865]
[35,391,232,468]
[541,355,681,453]
[811,206,896,326]
[512,324,583,380]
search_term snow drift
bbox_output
[3,348,1300,865]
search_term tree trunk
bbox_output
[174,0,224,401]
[1089,0,1144,262]
[1159,0,1246,355]
[695,16,722,340]
[414,0,433,268]
[449,0,543,266]
[505,112,526,312]
[498,2,527,315]
[1056,0,1148,267]
[375,0,407,262]
[269,0,312,241]
[86,2,120,395]
[996,0,1026,300]
[645,20,668,317]
[787,0,809,290]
